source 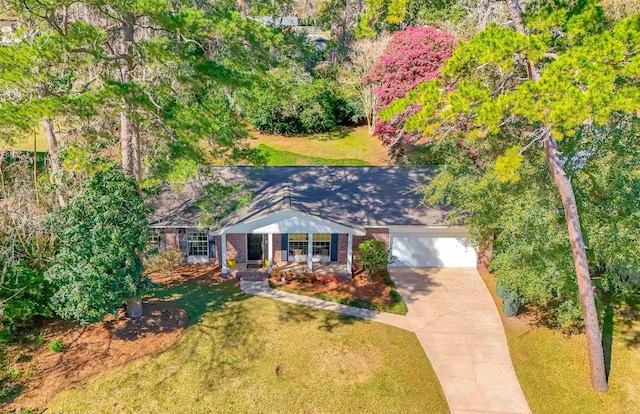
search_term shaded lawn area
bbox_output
[258,144,370,166]
[0,130,48,152]
[47,279,447,413]
[252,125,388,166]
[270,270,408,315]
[478,269,640,414]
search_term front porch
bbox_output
[214,208,365,277]
[230,262,350,276]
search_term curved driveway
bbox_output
[390,267,530,414]
[241,267,530,414]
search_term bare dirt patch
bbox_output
[5,264,222,411]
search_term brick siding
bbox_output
[272,233,282,263]
[226,233,247,263]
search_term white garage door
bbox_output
[390,230,477,268]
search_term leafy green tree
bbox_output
[241,66,350,134]
[382,0,640,391]
[3,0,282,188]
[0,155,56,337]
[45,168,152,325]
[356,239,395,278]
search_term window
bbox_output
[148,228,165,250]
[187,229,208,257]
[288,233,308,256]
[312,234,331,256]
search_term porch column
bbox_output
[221,233,227,274]
[307,232,313,272]
[347,233,353,274]
[267,233,273,273]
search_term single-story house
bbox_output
[146,167,477,276]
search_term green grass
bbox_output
[46,281,447,413]
[479,271,640,413]
[259,144,370,166]
[252,125,388,166]
[0,131,48,152]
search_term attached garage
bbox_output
[389,227,477,268]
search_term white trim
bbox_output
[386,225,470,237]
[213,208,366,236]
[268,233,273,273]
[221,233,227,273]
[307,232,313,272]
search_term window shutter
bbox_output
[330,234,339,262]
[281,233,289,261]
[208,233,215,259]
[159,231,166,251]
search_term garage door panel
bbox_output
[390,232,476,268]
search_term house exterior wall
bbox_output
[165,229,180,250]
[227,233,247,263]
[161,227,390,268]
[272,233,282,263]
[353,227,390,256]
[337,234,348,263]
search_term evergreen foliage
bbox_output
[45,168,152,325]
[381,1,640,324]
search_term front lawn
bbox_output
[479,269,640,413]
[270,270,408,315]
[46,275,446,413]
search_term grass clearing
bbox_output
[259,144,370,166]
[0,130,48,152]
[47,280,447,413]
[252,125,388,166]
[479,269,640,414]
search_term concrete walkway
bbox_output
[240,268,530,414]
[240,280,413,330]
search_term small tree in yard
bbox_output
[45,168,152,325]
[357,239,395,278]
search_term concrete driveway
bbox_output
[390,267,531,414]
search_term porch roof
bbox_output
[212,208,366,236]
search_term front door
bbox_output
[247,234,263,261]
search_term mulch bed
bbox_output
[5,264,222,411]
[270,270,397,308]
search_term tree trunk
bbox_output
[131,120,141,186]
[544,137,608,391]
[505,0,608,392]
[119,16,136,180]
[120,109,133,175]
[126,298,142,319]
[42,117,67,207]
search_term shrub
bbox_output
[45,168,153,325]
[241,65,362,135]
[356,239,396,279]
[47,339,66,353]
[145,249,184,274]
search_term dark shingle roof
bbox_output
[147,167,449,228]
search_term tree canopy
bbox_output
[381,0,640,390]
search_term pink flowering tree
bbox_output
[363,27,457,157]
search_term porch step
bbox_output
[236,272,269,281]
